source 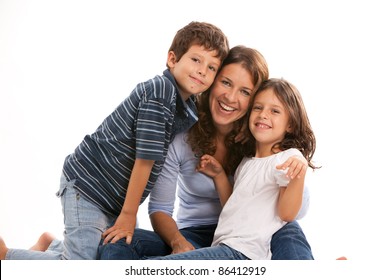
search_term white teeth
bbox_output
[219,102,235,111]
[257,123,270,129]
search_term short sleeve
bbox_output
[274,148,303,187]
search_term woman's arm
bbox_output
[148,133,196,254]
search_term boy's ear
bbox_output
[166,51,177,68]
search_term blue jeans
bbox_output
[152,244,249,260]
[98,225,217,260]
[98,221,313,260]
[6,174,116,260]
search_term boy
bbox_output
[0,21,229,260]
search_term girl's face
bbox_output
[249,88,292,157]
[209,63,254,132]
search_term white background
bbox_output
[1,0,389,263]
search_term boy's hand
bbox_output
[101,212,136,245]
[276,155,308,179]
[196,154,223,178]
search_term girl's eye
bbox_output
[272,109,280,114]
[253,106,263,111]
[192,58,200,63]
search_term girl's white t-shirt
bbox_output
[211,148,303,260]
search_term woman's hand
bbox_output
[170,233,196,254]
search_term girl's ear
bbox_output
[166,51,177,68]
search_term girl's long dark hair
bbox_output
[244,78,319,169]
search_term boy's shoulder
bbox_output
[139,70,178,100]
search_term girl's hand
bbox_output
[196,154,223,178]
[276,155,308,179]
[101,212,136,245]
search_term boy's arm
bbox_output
[102,158,155,244]
[150,212,195,254]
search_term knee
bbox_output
[97,239,132,260]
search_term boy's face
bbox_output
[167,45,221,100]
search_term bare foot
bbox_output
[0,236,9,260]
[29,232,56,251]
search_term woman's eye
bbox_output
[222,80,231,87]
[242,90,251,96]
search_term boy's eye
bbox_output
[253,105,263,111]
[192,58,200,63]
[208,66,216,72]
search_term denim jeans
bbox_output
[6,174,116,260]
[98,221,313,260]
[98,225,217,260]
[152,243,249,260]
[271,220,314,260]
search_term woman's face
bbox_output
[209,63,255,131]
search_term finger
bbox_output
[103,232,115,245]
[287,161,299,178]
[297,165,307,178]
[102,226,115,239]
[125,235,133,245]
[109,231,126,244]
[277,159,292,170]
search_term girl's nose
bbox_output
[258,110,268,119]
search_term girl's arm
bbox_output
[197,154,232,207]
[102,158,155,244]
[277,167,306,222]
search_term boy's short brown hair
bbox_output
[168,21,229,64]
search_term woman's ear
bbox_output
[166,51,177,68]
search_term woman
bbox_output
[98,46,313,260]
